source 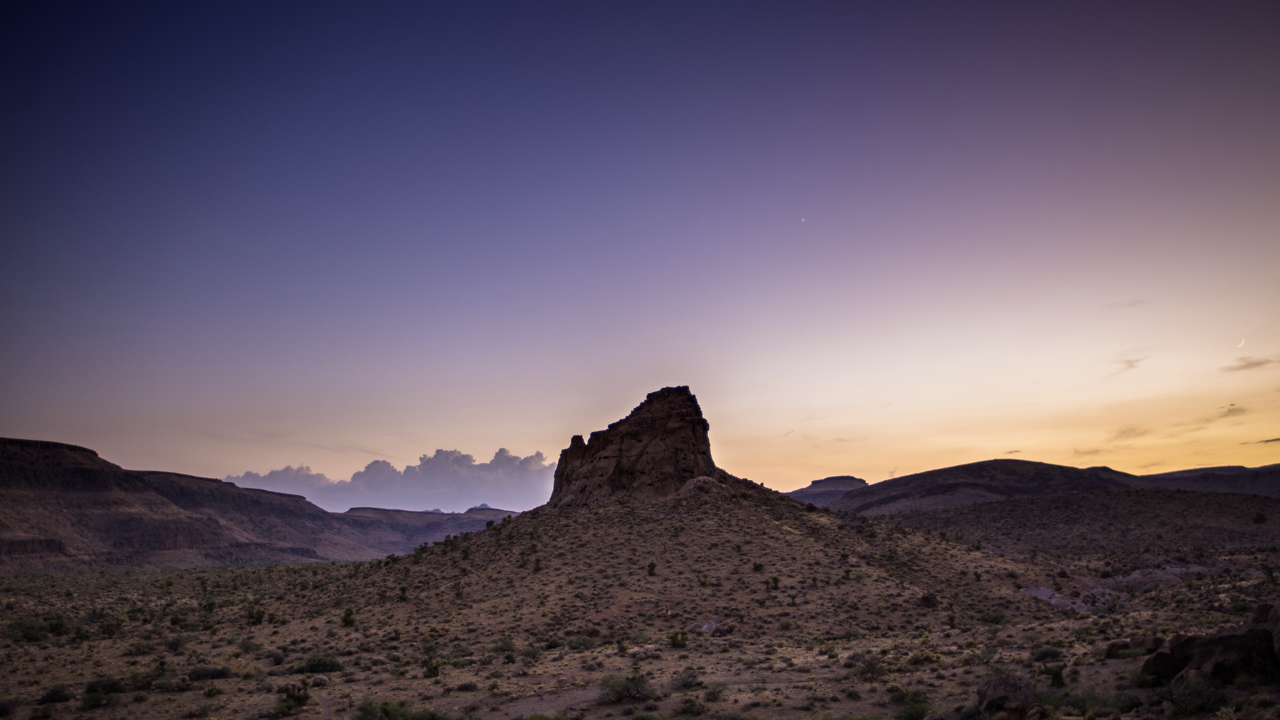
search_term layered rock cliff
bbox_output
[548,386,733,508]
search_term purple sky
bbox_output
[3,2,1278,512]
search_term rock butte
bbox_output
[548,386,736,508]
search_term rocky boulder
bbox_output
[548,387,731,508]
[1141,606,1278,683]
[976,674,1035,720]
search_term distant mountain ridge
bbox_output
[823,458,1280,515]
[0,438,516,575]
[785,475,868,506]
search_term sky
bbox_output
[2,2,1278,513]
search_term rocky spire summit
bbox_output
[547,386,730,508]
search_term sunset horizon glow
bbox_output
[2,3,1277,512]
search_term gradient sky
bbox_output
[2,2,1278,512]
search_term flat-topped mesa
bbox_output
[548,386,729,508]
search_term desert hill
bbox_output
[785,475,869,506]
[826,459,1129,515]
[0,438,514,574]
[825,458,1280,515]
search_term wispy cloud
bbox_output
[1072,448,1103,457]
[1110,356,1147,377]
[1107,426,1148,442]
[1222,356,1275,372]
[1244,437,1280,445]
[1004,449,1020,455]
[1161,404,1249,438]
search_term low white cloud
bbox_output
[226,448,554,513]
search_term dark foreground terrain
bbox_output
[2,478,1278,720]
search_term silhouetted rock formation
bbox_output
[548,386,732,508]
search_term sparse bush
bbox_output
[188,667,232,681]
[0,698,15,718]
[676,695,706,715]
[80,691,118,710]
[275,683,310,716]
[353,699,452,720]
[703,685,725,702]
[294,655,343,674]
[85,678,127,695]
[37,686,73,705]
[599,669,661,703]
[979,610,1006,625]
[674,666,701,689]
[669,630,688,649]
[342,607,355,627]
[647,562,657,576]
[1032,647,1063,662]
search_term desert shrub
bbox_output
[888,685,931,720]
[676,696,706,715]
[567,636,597,651]
[85,678,127,695]
[1032,647,1063,662]
[673,666,701,689]
[353,699,452,720]
[979,610,1006,625]
[647,562,657,576]
[275,684,310,716]
[124,641,156,656]
[908,649,940,665]
[187,667,232,681]
[293,655,343,674]
[599,669,661,703]
[80,691,120,710]
[166,634,193,652]
[455,682,478,692]
[858,656,888,681]
[342,607,355,627]
[0,698,15,718]
[37,686,73,705]
[8,619,48,643]
[703,685,725,702]
[669,630,688,649]
[888,686,929,705]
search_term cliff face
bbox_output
[548,387,730,508]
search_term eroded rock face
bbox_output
[1141,605,1279,683]
[548,387,728,508]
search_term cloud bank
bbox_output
[225,448,555,513]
